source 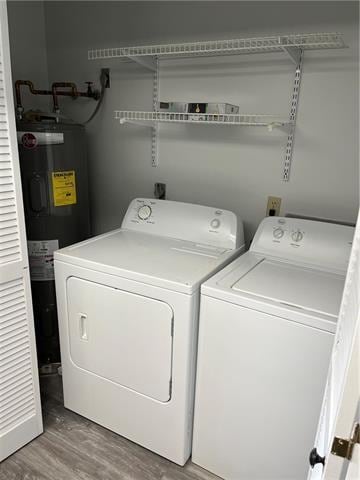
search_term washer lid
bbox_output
[232,259,345,318]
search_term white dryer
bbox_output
[192,217,354,480]
[54,198,244,465]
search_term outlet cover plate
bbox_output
[266,196,282,216]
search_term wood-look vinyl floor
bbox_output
[1,375,219,480]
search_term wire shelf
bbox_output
[115,111,292,129]
[89,32,346,61]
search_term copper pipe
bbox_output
[51,82,100,112]
[15,80,100,117]
[51,82,78,112]
[15,80,51,113]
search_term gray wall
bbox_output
[9,1,360,243]
[7,0,49,111]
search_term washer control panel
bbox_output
[122,198,244,250]
[251,216,354,272]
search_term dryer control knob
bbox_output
[138,205,152,220]
[273,227,284,239]
[211,219,221,229]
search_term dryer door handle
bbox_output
[79,313,88,341]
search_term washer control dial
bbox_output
[138,205,152,220]
[291,230,303,243]
[273,227,284,239]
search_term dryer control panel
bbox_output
[122,198,244,250]
[251,217,354,273]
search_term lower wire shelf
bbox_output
[115,111,292,131]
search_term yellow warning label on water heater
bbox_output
[52,170,77,207]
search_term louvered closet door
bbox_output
[0,1,43,461]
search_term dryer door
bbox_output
[67,277,174,402]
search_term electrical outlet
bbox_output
[266,196,282,217]
[154,182,166,199]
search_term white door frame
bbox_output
[308,209,359,480]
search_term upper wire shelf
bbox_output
[89,32,346,62]
[115,111,292,130]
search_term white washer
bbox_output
[192,217,354,480]
[54,198,244,465]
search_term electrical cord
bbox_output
[83,69,107,125]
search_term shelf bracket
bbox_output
[283,49,304,182]
[127,55,157,72]
[282,46,302,65]
[152,57,159,166]
[119,119,152,127]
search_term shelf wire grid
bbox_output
[115,111,292,128]
[89,33,346,60]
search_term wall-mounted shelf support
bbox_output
[152,58,159,166]
[282,45,302,65]
[128,55,157,71]
[283,49,304,181]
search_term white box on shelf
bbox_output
[157,102,188,113]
